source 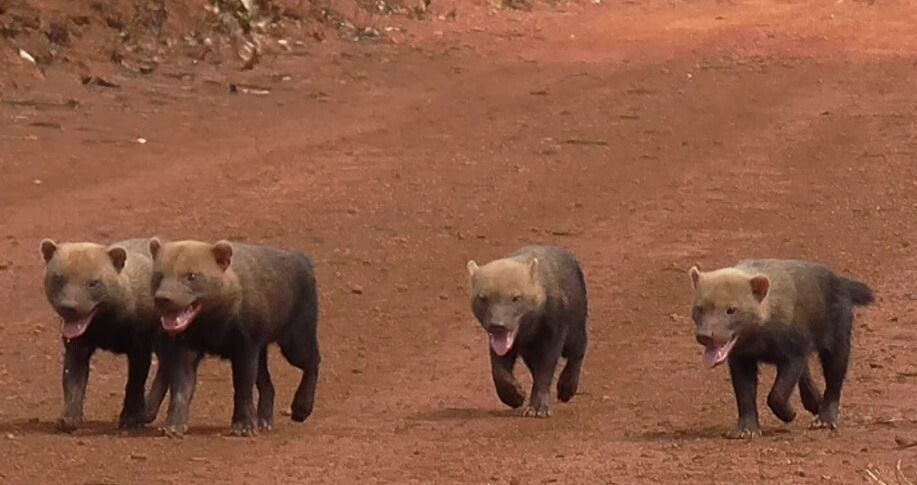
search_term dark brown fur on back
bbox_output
[149,238,320,436]
[689,258,874,438]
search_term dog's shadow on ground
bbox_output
[0,418,227,438]
[633,426,794,442]
[408,407,517,421]
[0,418,67,436]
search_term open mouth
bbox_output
[160,302,202,335]
[59,307,98,340]
[703,335,738,368]
[487,327,518,356]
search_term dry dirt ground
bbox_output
[1,0,917,483]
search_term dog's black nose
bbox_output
[695,333,714,347]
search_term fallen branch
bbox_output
[865,460,914,485]
[866,466,885,485]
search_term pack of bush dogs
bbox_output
[39,236,874,439]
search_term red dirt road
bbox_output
[2,1,916,483]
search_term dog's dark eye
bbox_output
[185,273,198,283]
[511,295,521,302]
[87,279,101,289]
[726,307,737,315]
[477,295,488,304]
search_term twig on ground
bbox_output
[896,460,914,485]
[866,461,914,485]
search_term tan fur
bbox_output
[464,246,588,416]
[110,239,156,320]
[467,256,546,307]
[690,259,832,327]
[148,238,321,432]
[150,238,242,313]
[41,239,154,319]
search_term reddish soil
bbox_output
[2,1,917,483]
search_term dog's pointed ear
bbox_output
[108,247,127,273]
[40,239,58,263]
[689,265,702,289]
[467,260,478,277]
[149,237,162,260]
[212,241,233,272]
[528,258,540,283]
[749,275,770,303]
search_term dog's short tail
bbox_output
[840,277,875,306]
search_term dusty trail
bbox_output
[1,1,916,483]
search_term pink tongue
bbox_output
[703,337,737,368]
[60,313,94,340]
[161,306,198,335]
[489,332,514,356]
[703,346,723,368]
